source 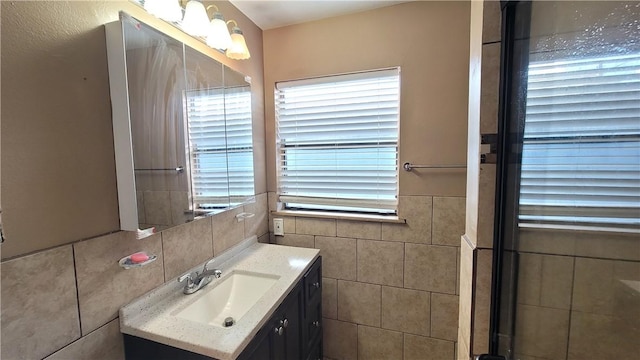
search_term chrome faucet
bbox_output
[178,264,222,295]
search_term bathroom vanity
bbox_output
[119,237,322,360]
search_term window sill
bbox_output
[519,222,640,236]
[271,210,406,224]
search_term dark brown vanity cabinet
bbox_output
[240,256,322,360]
[123,257,322,360]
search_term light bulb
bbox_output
[181,0,210,37]
[226,26,250,60]
[207,13,232,50]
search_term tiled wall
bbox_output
[458,0,501,358]
[0,193,269,360]
[513,230,640,360]
[268,193,466,360]
[460,2,640,360]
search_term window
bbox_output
[187,86,254,210]
[275,68,400,215]
[519,53,640,231]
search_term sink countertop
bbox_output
[119,236,320,360]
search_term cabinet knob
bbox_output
[312,282,320,289]
[281,318,289,328]
[313,320,320,328]
[274,326,284,336]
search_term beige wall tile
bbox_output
[433,197,466,247]
[517,253,543,306]
[405,244,457,294]
[480,43,500,135]
[258,233,269,244]
[456,247,461,295]
[568,311,640,360]
[357,240,404,287]
[143,190,172,225]
[297,217,336,236]
[323,278,338,319]
[539,255,574,309]
[482,0,502,44]
[514,305,570,360]
[45,319,124,360]
[457,330,470,360]
[170,191,190,225]
[573,257,640,315]
[476,164,496,249]
[275,234,315,248]
[162,217,214,280]
[574,233,640,261]
[1,246,80,360]
[211,207,245,256]
[74,231,164,335]
[431,293,459,341]
[381,286,430,336]
[458,237,474,347]
[472,249,493,355]
[243,193,269,238]
[519,229,640,262]
[382,196,433,243]
[283,217,296,233]
[358,325,403,360]
[518,253,573,309]
[267,192,277,233]
[136,191,146,224]
[518,228,576,256]
[338,280,381,326]
[404,334,455,360]
[316,236,357,280]
[337,220,381,240]
[323,318,358,360]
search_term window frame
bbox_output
[275,68,401,216]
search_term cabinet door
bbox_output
[236,322,273,360]
[272,283,303,360]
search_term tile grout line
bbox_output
[71,244,84,338]
[564,257,578,358]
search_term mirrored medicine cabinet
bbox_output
[105,13,255,232]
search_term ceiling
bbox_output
[228,0,412,30]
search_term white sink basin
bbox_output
[173,270,280,328]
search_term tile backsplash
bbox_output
[0,193,269,360]
[272,194,467,360]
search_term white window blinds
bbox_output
[519,53,640,231]
[225,87,255,205]
[187,87,254,208]
[275,69,400,214]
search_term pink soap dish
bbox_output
[118,252,157,269]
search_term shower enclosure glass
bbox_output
[491,1,640,359]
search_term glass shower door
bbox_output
[491,1,640,359]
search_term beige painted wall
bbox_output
[263,1,471,197]
[0,0,265,259]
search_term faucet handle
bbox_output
[213,269,222,278]
[178,272,196,285]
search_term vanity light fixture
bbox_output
[181,0,211,37]
[206,5,232,50]
[140,0,250,60]
[225,20,251,60]
[143,0,182,22]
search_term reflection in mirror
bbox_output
[223,67,255,207]
[123,17,193,231]
[107,14,255,233]
[184,46,230,215]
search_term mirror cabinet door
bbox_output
[107,15,256,233]
[123,18,192,231]
[184,46,230,217]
